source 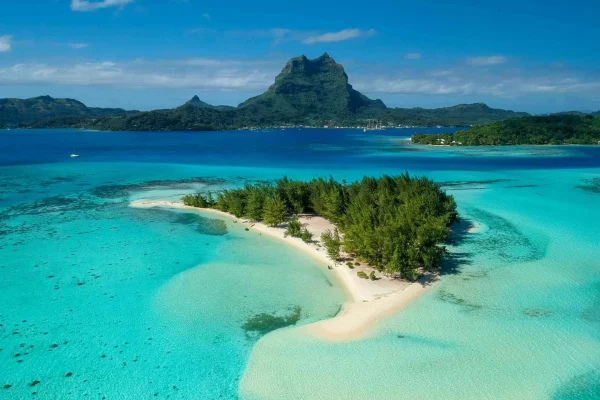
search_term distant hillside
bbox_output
[13,54,531,131]
[381,102,528,126]
[411,114,600,146]
[549,111,589,116]
[0,96,135,127]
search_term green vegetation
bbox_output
[0,95,134,127]
[284,217,303,238]
[284,217,313,242]
[182,174,457,280]
[299,228,313,243]
[369,271,377,281]
[321,228,342,262]
[11,54,529,130]
[182,193,208,208]
[262,196,287,227]
[411,115,600,146]
[357,271,369,279]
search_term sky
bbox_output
[1,0,599,113]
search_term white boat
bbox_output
[70,154,79,158]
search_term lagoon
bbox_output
[1,128,599,399]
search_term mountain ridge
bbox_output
[5,54,530,130]
[0,96,136,127]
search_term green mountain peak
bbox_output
[185,95,212,108]
[3,54,532,130]
[240,53,385,120]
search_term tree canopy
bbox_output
[411,115,600,146]
[183,174,457,280]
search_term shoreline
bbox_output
[130,199,437,341]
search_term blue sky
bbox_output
[1,0,599,113]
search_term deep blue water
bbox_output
[3,128,600,170]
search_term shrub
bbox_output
[346,262,354,269]
[182,193,207,208]
[357,271,369,279]
[321,229,341,261]
[285,217,302,238]
[369,271,376,281]
[300,228,313,243]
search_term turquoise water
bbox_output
[1,129,599,399]
[240,169,600,399]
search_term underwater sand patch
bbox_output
[88,177,227,199]
[576,177,600,194]
[242,306,303,337]
[440,179,514,188]
[552,371,600,399]
[524,308,553,317]
[463,207,548,264]
[437,290,482,311]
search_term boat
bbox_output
[70,154,79,158]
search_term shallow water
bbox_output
[1,128,599,399]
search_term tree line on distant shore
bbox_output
[411,114,600,146]
[183,174,457,280]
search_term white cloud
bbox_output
[358,78,473,95]
[404,53,422,60]
[232,28,293,46]
[2,54,599,105]
[466,55,508,66]
[71,0,134,12]
[68,43,89,49]
[302,28,376,44]
[0,36,12,53]
[353,66,600,98]
[0,60,273,91]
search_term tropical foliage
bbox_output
[183,174,457,280]
[321,228,342,261]
[411,115,600,146]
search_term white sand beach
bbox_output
[130,200,436,341]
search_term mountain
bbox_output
[183,95,235,111]
[0,96,136,127]
[383,103,529,126]
[11,54,531,131]
[237,53,386,124]
[548,110,600,117]
[185,95,214,108]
